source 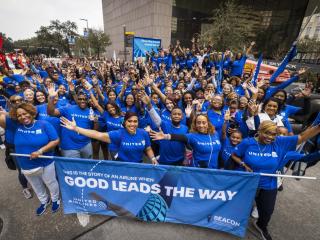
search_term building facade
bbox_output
[102,0,311,59]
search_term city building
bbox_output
[102,0,312,59]
[299,13,320,40]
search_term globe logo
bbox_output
[136,194,168,222]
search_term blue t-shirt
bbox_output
[3,74,25,96]
[161,109,187,126]
[207,109,224,137]
[36,104,61,136]
[158,121,188,164]
[5,116,18,144]
[58,105,94,150]
[230,56,247,77]
[280,105,301,119]
[186,132,221,169]
[234,135,298,189]
[102,112,124,152]
[108,128,151,163]
[14,120,58,170]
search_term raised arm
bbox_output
[297,124,320,145]
[60,117,111,143]
[47,84,61,117]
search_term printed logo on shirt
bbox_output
[122,141,145,147]
[36,129,42,134]
[248,151,277,157]
[71,113,89,119]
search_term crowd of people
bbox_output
[0,39,319,240]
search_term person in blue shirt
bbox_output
[60,111,158,164]
[270,89,301,119]
[231,120,320,240]
[207,95,225,137]
[150,114,221,169]
[221,109,243,169]
[230,42,255,77]
[0,103,60,216]
[142,93,188,165]
[2,95,32,199]
[47,85,95,159]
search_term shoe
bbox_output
[0,144,6,150]
[52,199,61,213]
[253,220,272,240]
[251,206,259,219]
[22,188,33,199]
[36,198,51,216]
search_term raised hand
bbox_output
[247,100,259,116]
[224,109,231,121]
[247,82,258,95]
[185,104,193,118]
[149,129,166,141]
[141,91,151,106]
[257,79,265,89]
[48,83,58,98]
[60,117,77,131]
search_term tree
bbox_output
[1,33,15,52]
[200,0,259,52]
[35,20,78,57]
[87,29,111,58]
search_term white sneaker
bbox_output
[251,206,259,219]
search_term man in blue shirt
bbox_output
[47,85,95,159]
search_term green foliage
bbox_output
[297,37,320,53]
[1,33,15,52]
[87,29,111,57]
[200,0,257,52]
[35,20,78,57]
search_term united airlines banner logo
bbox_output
[54,157,260,237]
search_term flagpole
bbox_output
[10,153,317,180]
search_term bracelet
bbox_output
[37,149,43,155]
[240,161,245,166]
[164,134,171,140]
[75,127,80,135]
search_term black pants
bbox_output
[255,188,278,230]
[5,142,28,189]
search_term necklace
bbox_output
[255,137,268,154]
[23,121,35,129]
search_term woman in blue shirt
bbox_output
[60,111,158,165]
[150,114,221,169]
[0,103,60,216]
[231,120,320,240]
[207,95,225,137]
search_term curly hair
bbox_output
[9,103,37,120]
[190,114,215,134]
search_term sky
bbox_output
[0,0,104,41]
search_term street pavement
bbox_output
[0,149,319,240]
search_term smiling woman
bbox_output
[60,111,158,165]
[231,120,320,238]
[0,103,61,216]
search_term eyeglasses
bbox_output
[12,99,23,103]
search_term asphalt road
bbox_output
[0,149,319,240]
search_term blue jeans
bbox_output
[61,142,93,159]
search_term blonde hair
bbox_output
[258,120,277,134]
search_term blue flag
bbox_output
[55,157,260,238]
[252,53,263,86]
[270,43,297,83]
